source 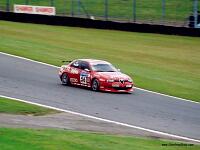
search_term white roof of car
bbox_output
[78,59,110,65]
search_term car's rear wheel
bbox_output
[91,79,99,91]
[61,73,70,85]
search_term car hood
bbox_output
[96,72,131,80]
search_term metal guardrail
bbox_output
[0,0,199,28]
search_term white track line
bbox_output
[135,87,199,104]
[0,94,200,143]
[0,51,199,104]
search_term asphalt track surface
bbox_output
[0,53,200,141]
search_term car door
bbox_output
[69,60,81,85]
[79,61,91,86]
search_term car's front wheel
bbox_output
[61,73,70,85]
[91,79,100,91]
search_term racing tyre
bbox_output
[61,73,70,85]
[91,79,99,91]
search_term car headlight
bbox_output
[107,79,114,82]
[99,78,106,82]
[126,85,132,87]
[128,79,133,83]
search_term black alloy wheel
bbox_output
[61,73,69,85]
[91,79,100,91]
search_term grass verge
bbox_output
[0,96,199,149]
[0,97,59,116]
[0,21,199,102]
[0,128,199,150]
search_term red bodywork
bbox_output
[59,59,134,93]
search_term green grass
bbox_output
[0,128,199,150]
[0,97,59,116]
[0,21,199,102]
[0,96,199,150]
[0,0,199,25]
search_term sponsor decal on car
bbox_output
[112,84,120,87]
[70,68,79,74]
[66,66,70,72]
[70,78,78,83]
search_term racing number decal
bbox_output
[80,72,88,84]
[80,76,87,84]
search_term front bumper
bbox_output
[99,81,134,93]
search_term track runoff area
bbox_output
[0,52,199,144]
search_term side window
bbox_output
[80,61,90,70]
[71,61,80,68]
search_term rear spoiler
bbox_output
[62,60,72,63]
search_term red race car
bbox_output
[59,59,134,93]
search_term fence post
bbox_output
[133,0,136,22]
[25,0,29,5]
[71,0,74,16]
[193,0,198,28]
[78,0,81,16]
[6,0,10,11]
[50,0,54,6]
[161,0,166,24]
[104,0,108,21]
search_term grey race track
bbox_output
[0,53,200,140]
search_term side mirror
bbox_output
[117,69,121,72]
[84,68,91,72]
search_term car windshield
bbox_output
[91,63,117,72]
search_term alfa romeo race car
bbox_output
[59,59,134,93]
